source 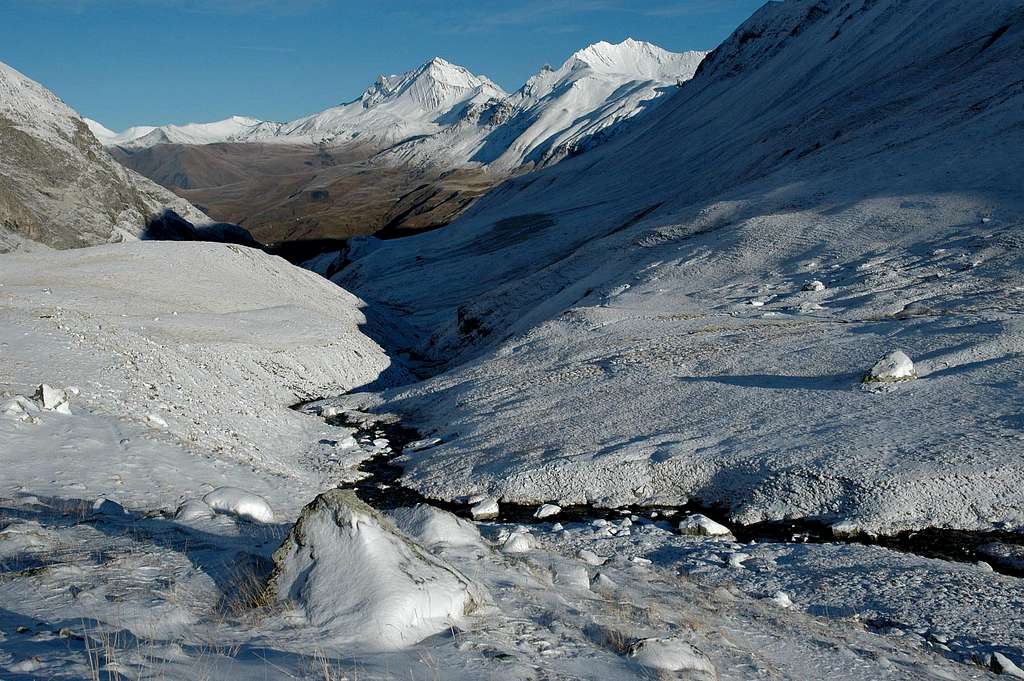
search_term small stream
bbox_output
[320,409,1024,578]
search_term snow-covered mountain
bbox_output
[0,61,207,251]
[279,57,507,147]
[91,40,707,170]
[387,39,708,169]
[86,115,281,148]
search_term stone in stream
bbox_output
[677,513,732,537]
[470,496,500,520]
[534,503,562,519]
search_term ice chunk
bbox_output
[267,489,488,650]
[202,487,274,523]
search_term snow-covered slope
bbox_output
[334,0,1024,535]
[0,62,207,251]
[93,41,706,171]
[0,241,399,479]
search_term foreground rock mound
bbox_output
[267,490,488,650]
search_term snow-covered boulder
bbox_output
[677,513,732,537]
[202,487,274,523]
[390,504,482,549]
[554,563,590,588]
[628,637,715,677]
[175,499,215,522]
[864,350,916,384]
[267,490,488,651]
[802,280,826,292]
[501,531,536,554]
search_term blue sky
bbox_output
[0,0,765,131]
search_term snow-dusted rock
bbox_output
[33,384,72,415]
[578,549,607,566]
[405,437,442,452]
[174,499,215,522]
[534,503,562,519]
[470,496,500,520]
[678,513,732,537]
[864,350,916,384]
[202,487,274,523]
[554,563,590,588]
[728,552,751,569]
[144,413,168,429]
[501,531,536,554]
[802,280,826,292]
[91,497,127,516]
[2,395,41,422]
[390,504,482,549]
[267,489,488,650]
[991,652,1024,679]
[628,637,715,676]
[771,591,794,609]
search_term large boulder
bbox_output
[267,490,488,651]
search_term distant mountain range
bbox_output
[87,39,707,171]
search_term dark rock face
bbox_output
[143,209,263,249]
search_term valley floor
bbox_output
[1,242,1021,680]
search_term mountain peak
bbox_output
[564,38,708,81]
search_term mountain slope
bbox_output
[335,0,1024,535]
[0,62,206,251]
